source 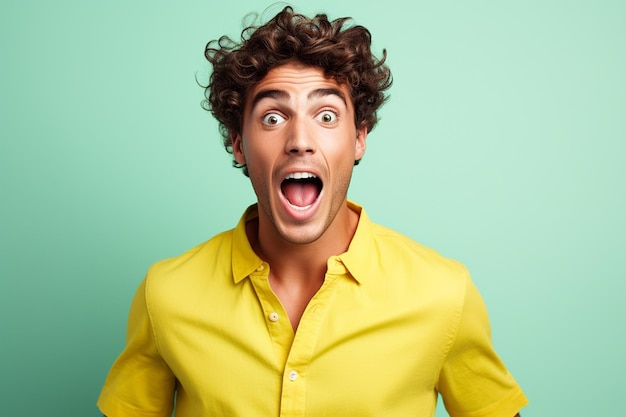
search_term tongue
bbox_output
[282,181,319,207]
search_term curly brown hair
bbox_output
[202,6,392,175]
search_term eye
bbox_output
[316,110,338,124]
[262,112,286,126]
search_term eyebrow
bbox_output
[250,90,290,109]
[308,88,347,106]
[250,88,348,110]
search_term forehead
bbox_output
[245,63,352,107]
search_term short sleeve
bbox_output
[97,278,176,417]
[437,274,528,417]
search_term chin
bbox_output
[276,222,328,245]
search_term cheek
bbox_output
[243,145,276,183]
[246,164,270,197]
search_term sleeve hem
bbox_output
[447,387,529,417]
[97,386,173,417]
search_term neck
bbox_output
[247,202,359,285]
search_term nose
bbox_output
[284,117,316,155]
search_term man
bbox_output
[98,6,528,417]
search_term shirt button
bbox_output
[288,370,299,381]
[256,265,264,272]
[269,312,279,322]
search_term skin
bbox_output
[231,62,367,330]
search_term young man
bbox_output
[98,7,528,417]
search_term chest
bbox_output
[153,273,458,417]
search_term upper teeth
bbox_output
[285,172,317,180]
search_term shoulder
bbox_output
[369,221,469,281]
[345,211,471,312]
[349,204,467,279]
[150,229,234,275]
[142,228,236,300]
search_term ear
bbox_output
[354,124,367,161]
[231,131,246,165]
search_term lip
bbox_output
[277,167,324,222]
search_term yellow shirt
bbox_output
[98,202,527,417]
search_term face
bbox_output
[232,62,367,245]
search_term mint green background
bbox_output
[1,1,624,416]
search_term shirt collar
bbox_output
[333,201,375,285]
[231,201,376,285]
[232,205,265,284]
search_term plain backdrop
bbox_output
[1,1,624,416]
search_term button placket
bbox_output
[278,275,342,415]
[248,265,294,367]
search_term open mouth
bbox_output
[280,172,323,208]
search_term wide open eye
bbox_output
[316,110,338,124]
[262,113,286,126]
